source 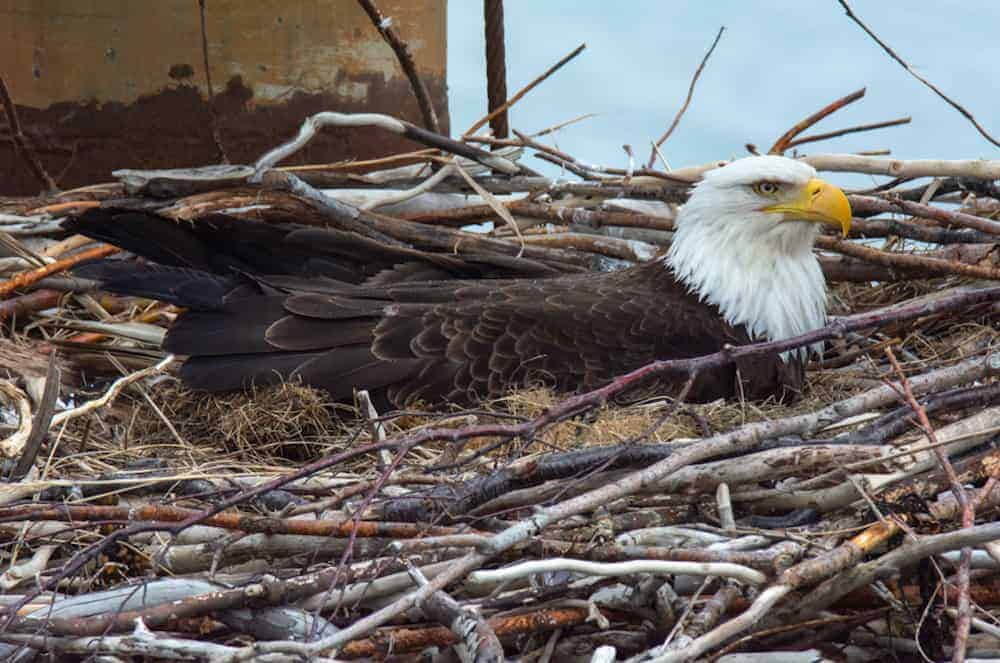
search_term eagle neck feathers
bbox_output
[663,197,827,359]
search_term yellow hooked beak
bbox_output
[763,177,852,237]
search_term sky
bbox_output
[446,2,1000,181]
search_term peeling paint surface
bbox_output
[1,0,448,194]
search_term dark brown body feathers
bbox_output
[68,209,804,408]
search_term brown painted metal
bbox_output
[0,0,448,195]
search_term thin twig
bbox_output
[785,116,911,150]
[646,26,725,168]
[464,43,587,138]
[197,0,229,163]
[884,347,973,663]
[0,77,58,192]
[837,0,1000,148]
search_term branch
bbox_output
[885,347,974,663]
[0,76,58,192]
[784,115,911,150]
[837,0,1000,148]
[252,111,518,177]
[814,235,1000,281]
[769,88,867,154]
[0,243,119,298]
[463,43,586,138]
[465,558,766,589]
[196,0,228,163]
[646,26,725,168]
[356,0,440,133]
[803,154,1000,179]
[849,194,1000,235]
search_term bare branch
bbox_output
[837,0,1000,148]
[646,26,725,168]
[769,87,867,154]
[356,0,441,133]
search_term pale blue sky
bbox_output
[446,2,1000,178]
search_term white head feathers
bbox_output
[664,156,829,358]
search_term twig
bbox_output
[197,0,228,163]
[0,289,63,322]
[0,76,58,192]
[769,87,867,154]
[356,0,440,133]
[837,0,1000,148]
[50,355,176,427]
[451,161,526,255]
[646,26,725,168]
[464,43,587,138]
[885,347,973,663]
[784,116,911,150]
[0,243,119,298]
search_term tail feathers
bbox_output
[73,261,236,310]
[163,296,288,355]
[67,208,328,277]
[179,346,420,401]
[66,209,218,271]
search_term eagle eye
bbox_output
[752,181,780,196]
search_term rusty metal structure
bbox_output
[0,0,449,195]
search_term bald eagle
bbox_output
[70,156,850,407]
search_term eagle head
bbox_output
[665,156,852,357]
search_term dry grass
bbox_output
[4,277,989,486]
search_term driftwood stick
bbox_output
[803,154,1000,179]
[847,216,993,244]
[261,170,596,269]
[252,112,518,177]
